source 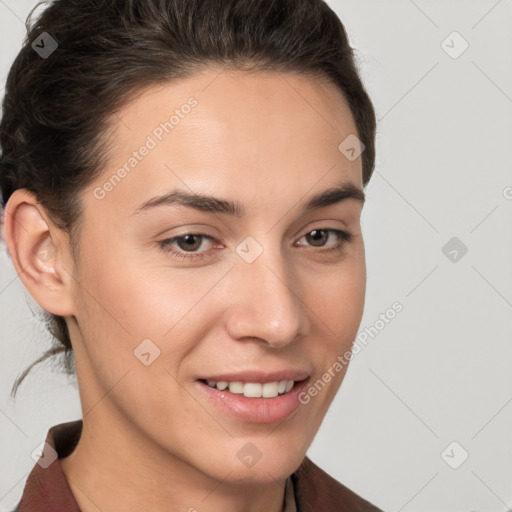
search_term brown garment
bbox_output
[13,420,383,512]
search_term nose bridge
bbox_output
[225,240,307,346]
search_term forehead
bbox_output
[85,68,362,218]
[115,68,356,137]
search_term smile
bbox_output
[195,376,310,423]
[201,379,296,398]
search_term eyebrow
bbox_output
[131,180,365,218]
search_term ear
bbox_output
[2,189,76,317]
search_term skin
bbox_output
[3,67,367,512]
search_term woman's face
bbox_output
[67,68,366,482]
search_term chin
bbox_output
[208,435,310,484]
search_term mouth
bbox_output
[194,376,310,423]
[198,378,298,398]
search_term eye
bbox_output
[158,228,353,262]
[157,233,217,260]
[295,228,352,251]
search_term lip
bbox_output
[194,376,310,424]
[197,369,311,383]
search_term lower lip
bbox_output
[194,379,310,424]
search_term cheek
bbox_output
[74,247,230,366]
[308,256,366,343]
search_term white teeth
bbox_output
[262,382,279,398]
[228,381,244,394]
[205,379,295,397]
[243,383,262,398]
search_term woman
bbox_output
[1,0,382,510]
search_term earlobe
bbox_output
[3,189,76,317]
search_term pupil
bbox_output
[180,235,201,251]
[307,229,327,246]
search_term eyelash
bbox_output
[157,228,353,261]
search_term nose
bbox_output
[223,246,309,347]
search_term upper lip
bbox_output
[197,369,311,383]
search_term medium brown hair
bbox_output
[0,0,377,397]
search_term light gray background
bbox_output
[1,1,512,511]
